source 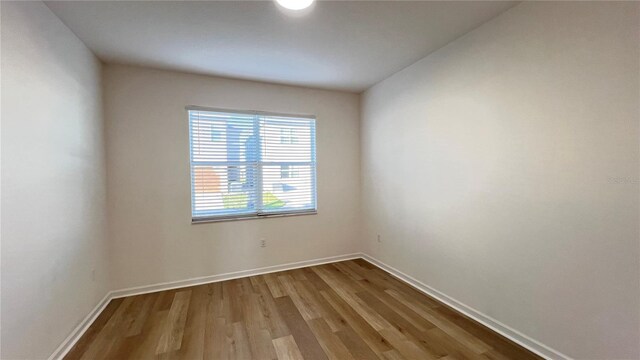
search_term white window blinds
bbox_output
[188,108,317,221]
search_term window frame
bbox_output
[187,105,318,224]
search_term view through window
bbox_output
[188,108,317,221]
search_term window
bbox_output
[210,128,223,142]
[188,107,317,222]
[280,128,297,144]
[280,165,300,179]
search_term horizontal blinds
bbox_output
[260,115,316,214]
[189,109,316,220]
[189,110,259,218]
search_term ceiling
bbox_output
[46,1,517,92]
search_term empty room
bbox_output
[1,0,639,359]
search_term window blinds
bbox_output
[188,108,317,221]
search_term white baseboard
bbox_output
[49,252,361,360]
[360,253,571,360]
[110,253,361,299]
[48,292,112,360]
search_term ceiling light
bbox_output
[275,0,314,11]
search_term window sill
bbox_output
[191,210,317,224]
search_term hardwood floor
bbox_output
[65,259,542,360]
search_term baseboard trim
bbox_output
[49,252,360,360]
[110,253,361,299]
[48,292,112,360]
[360,253,571,360]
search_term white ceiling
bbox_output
[46,1,517,92]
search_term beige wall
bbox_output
[103,65,361,290]
[361,2,639,359]
[1,1,109,358]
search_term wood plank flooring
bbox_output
[65,259,542,360]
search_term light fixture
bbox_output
[275,0,314,11]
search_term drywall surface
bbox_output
[361,2,640,358]
[103,64,361,290]
[1,1,109,358]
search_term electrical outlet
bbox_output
[377,234,381,243]
[260,238,267,248]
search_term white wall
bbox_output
[361,2,639,359]
[1,1,109,359]
[103,65,360,290]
